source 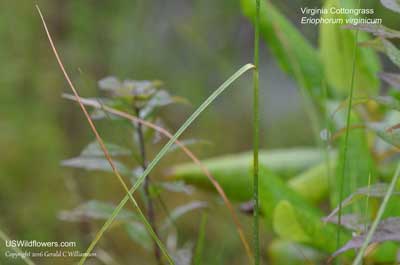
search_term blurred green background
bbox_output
[0,0,398,264]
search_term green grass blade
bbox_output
[129,63,254,193]
[0,228,36,265]
[193,213,208,265]
[79,63,255,265]
[352,164,400,265]
[336,0,361,250]
[253,0,260,264]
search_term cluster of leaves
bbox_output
[61,77,207,264]
[168,0,400,264]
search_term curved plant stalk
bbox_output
[63,94,253,261]
[78,63,255,264]
[352,164,400,265]
[36,5,173,264]
[336,0,361,249]
[253,0,261,264]
[0,228,36,265]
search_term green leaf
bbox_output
[98,76,121,91]
[81,140,131,157]
[273,202,398,262]
[61,157,130,175]
[161,201,208,230]
[320,0,381,97]
[125,222,152,251]
[59,200,137,222]
[288,160,336,203]
[169,148,327,201]
[381,0,400,13]
[267,239,325,265]
[240,0,324,98]
[272,200,350,255]
[141,90,187,118]
[258,167,321,222]
[273,201,312,242]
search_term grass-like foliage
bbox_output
[252,0,260,264]
[30,0,400,264]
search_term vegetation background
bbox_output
[1,0,399,264]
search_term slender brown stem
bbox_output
[134,107,162,265]
[36,6,174,263]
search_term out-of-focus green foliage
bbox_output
[171,0,400,263]
[332,112,376,210]
[267,239,325,265]
[170,148,326,201]
[272,200,349,255]
[320,0,381,97]
[241,0,324,99]
[3,0,400,264]
[288,160,335,203]
[171,149,337,204]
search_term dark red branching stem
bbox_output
[134,107,162,265]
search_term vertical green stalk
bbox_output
[194,213,208,265]
[253,0,260,264]
[364,173,372,231]
[336,0,361,251]
[322,79,333,207]
[352,164,400,265]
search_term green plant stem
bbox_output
[336,0,361,252]
[0,228,36,265]
[253,0,260,264]
[352,164,400,265]
[134,107,162,265]
[78,64,255,265]
[193,212,208,265]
